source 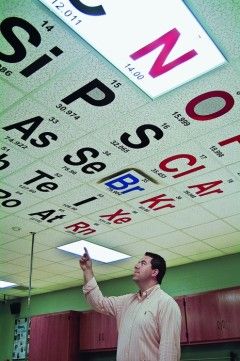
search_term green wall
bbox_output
[1,253,240,360]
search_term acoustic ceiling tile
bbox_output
[185,0,240,60]
[108,269,133,279]
[157,205,217,229]
[0,215,45,238]
[221,244,240,255]
[201,192,240,217]
[64,270,85,280]
[0,262,29,275]
[224,214,240,230]
[1,273,29,285]
[148,231,198,249]
[166,257,193,267]
[32,248,76,262]
[121,218,175,238]
[87,229,139,248]
[0,248,25,262]
[203,231,240,249]
[189,249,225,261]
[0,238,49,255]
[0,79,24,112]
[14,255,53,269]
[92,264,128,274]
[111,256,141,270]
[154,249,184,261]
[37,262,76,275]
[172,241,216,256]
[227,162,240,181]
[113,240,165,257]
[33,228,79,248]
[183,220,236,240]
[0,143,35,179]
[0,232,19,245]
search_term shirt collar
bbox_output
[137,283,159,300]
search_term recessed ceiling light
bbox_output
[0,281,17,288]
[57,240,131,263]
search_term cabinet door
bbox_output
[79,312,96,350]
[185,292,222,343]
[79,311,117,351]
[29,312,80,361]
[174,296,188,344]
[185,288,240,343]
[217,288,240,340]
[97,312,117,349]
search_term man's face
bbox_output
[133,255,156,282]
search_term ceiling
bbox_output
[0,0,240,300]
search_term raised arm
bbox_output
[79,247,130,318]
[79,247,94,284]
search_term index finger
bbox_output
[84,247,89,257]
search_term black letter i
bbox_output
[20,46,63,77]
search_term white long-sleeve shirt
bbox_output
[83,277,181,361]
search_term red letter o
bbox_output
[186,90,234,121]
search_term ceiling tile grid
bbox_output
[0,0,240,299]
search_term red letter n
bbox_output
[130,28,197,78]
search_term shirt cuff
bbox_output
[82,277,97,294]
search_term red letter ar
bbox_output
[130,28,197,78]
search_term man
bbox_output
[80,247,181,361]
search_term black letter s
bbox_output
[120,124,164,149]
[0,17,41,63]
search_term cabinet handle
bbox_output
[217,320,222,330]
[102,333,104,341]
[98,333,101,341]
[222,320,225,329]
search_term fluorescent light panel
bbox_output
[58,240,131,263]
[0,281,17,288]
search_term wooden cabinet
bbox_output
[185,287,240,343]
[217,287,240,340]
[79,311,117,351]
[174,296,188,344]
[29,311,80,361]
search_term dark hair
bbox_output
[145,252,166,284]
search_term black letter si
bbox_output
[64,147,99,166]
[0,17,41,63]
[120,124,164,149]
